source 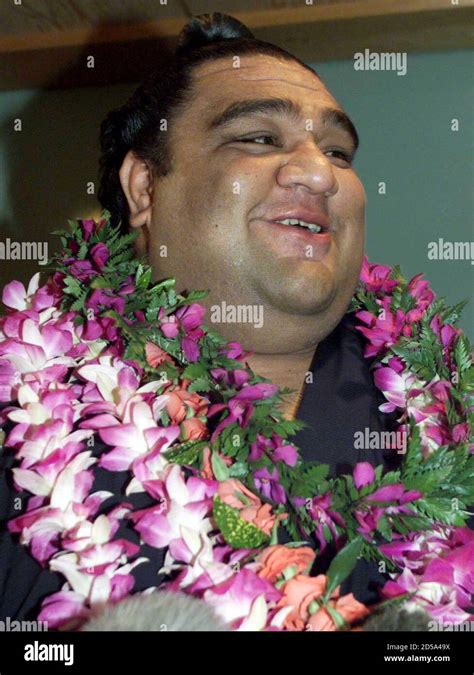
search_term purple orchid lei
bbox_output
[0,213,472,631]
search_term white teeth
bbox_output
[276,218,322,233]
[306,223,322,233]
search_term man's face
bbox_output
[147,54,366,342]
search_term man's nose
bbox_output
[275,141,339,197]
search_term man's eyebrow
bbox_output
[208,97,302,129]
[320,106,359,153]
[207,97,359,153]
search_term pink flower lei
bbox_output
[0,213,472,631]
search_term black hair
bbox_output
[98,12,320,231]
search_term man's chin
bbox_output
[256,267,338,316]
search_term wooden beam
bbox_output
[0,1,472,90]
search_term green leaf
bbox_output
[323,536,364,600]
[163,439,207,466]
[136,265,152,290]
[272,419,307,437]
[187,377,212,393]
[454,334,472,374]
[403,466,453,494]
[441,299,468,326]
[288,461,330,497]
[211,452,230,480]
[355,290,380,315]
[63,277,83,299]
[70,293,88,312]
[107,231,138,257]
[414,497,469,526]
[323,603,348,630]
[182,363,208,380]
[77,242,89,260]
[212,496,270,548]
[229,461,248,478]
[376,515,392,541]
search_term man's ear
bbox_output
[119,150,153,229]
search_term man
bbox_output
[118,45,364,418]
[110,12,398,602]
[0,13,397,621]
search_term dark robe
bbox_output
[0,312,399,621]
[288,312,400,602]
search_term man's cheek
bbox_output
[198,174,260,235]
[220,155,273,195]
[189,170,240,212]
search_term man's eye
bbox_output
[236,135,277,145]
[232,137,353,163]
[326,150,354,165]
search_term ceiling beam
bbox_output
[0,1,472,90]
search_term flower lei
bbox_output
[0,212,472,631]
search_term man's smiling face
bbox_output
[147,53,366,343]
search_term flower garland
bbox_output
[0,212,472,631]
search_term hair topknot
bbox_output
[175,12,255,57]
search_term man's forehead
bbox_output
[191,54,338,109]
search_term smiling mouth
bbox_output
[272,218,324,233]
[252,218,332,260]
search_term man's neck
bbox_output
[193,288,347,416]
[245,346,317,420]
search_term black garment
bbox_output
[289,312,400,603]
[293,313,399,475]
[0,312,398,621]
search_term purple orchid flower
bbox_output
[210,383,278,441]
[359,257,399,294]
[253,466,287,504]
[302,493,346,552]
[249,433,298,467]
[86,289,126,315]
[90,243,110,271]
[354,479,422,540]
[353,462,376,490]
[68,260,97,282]
[159,303,206,362]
